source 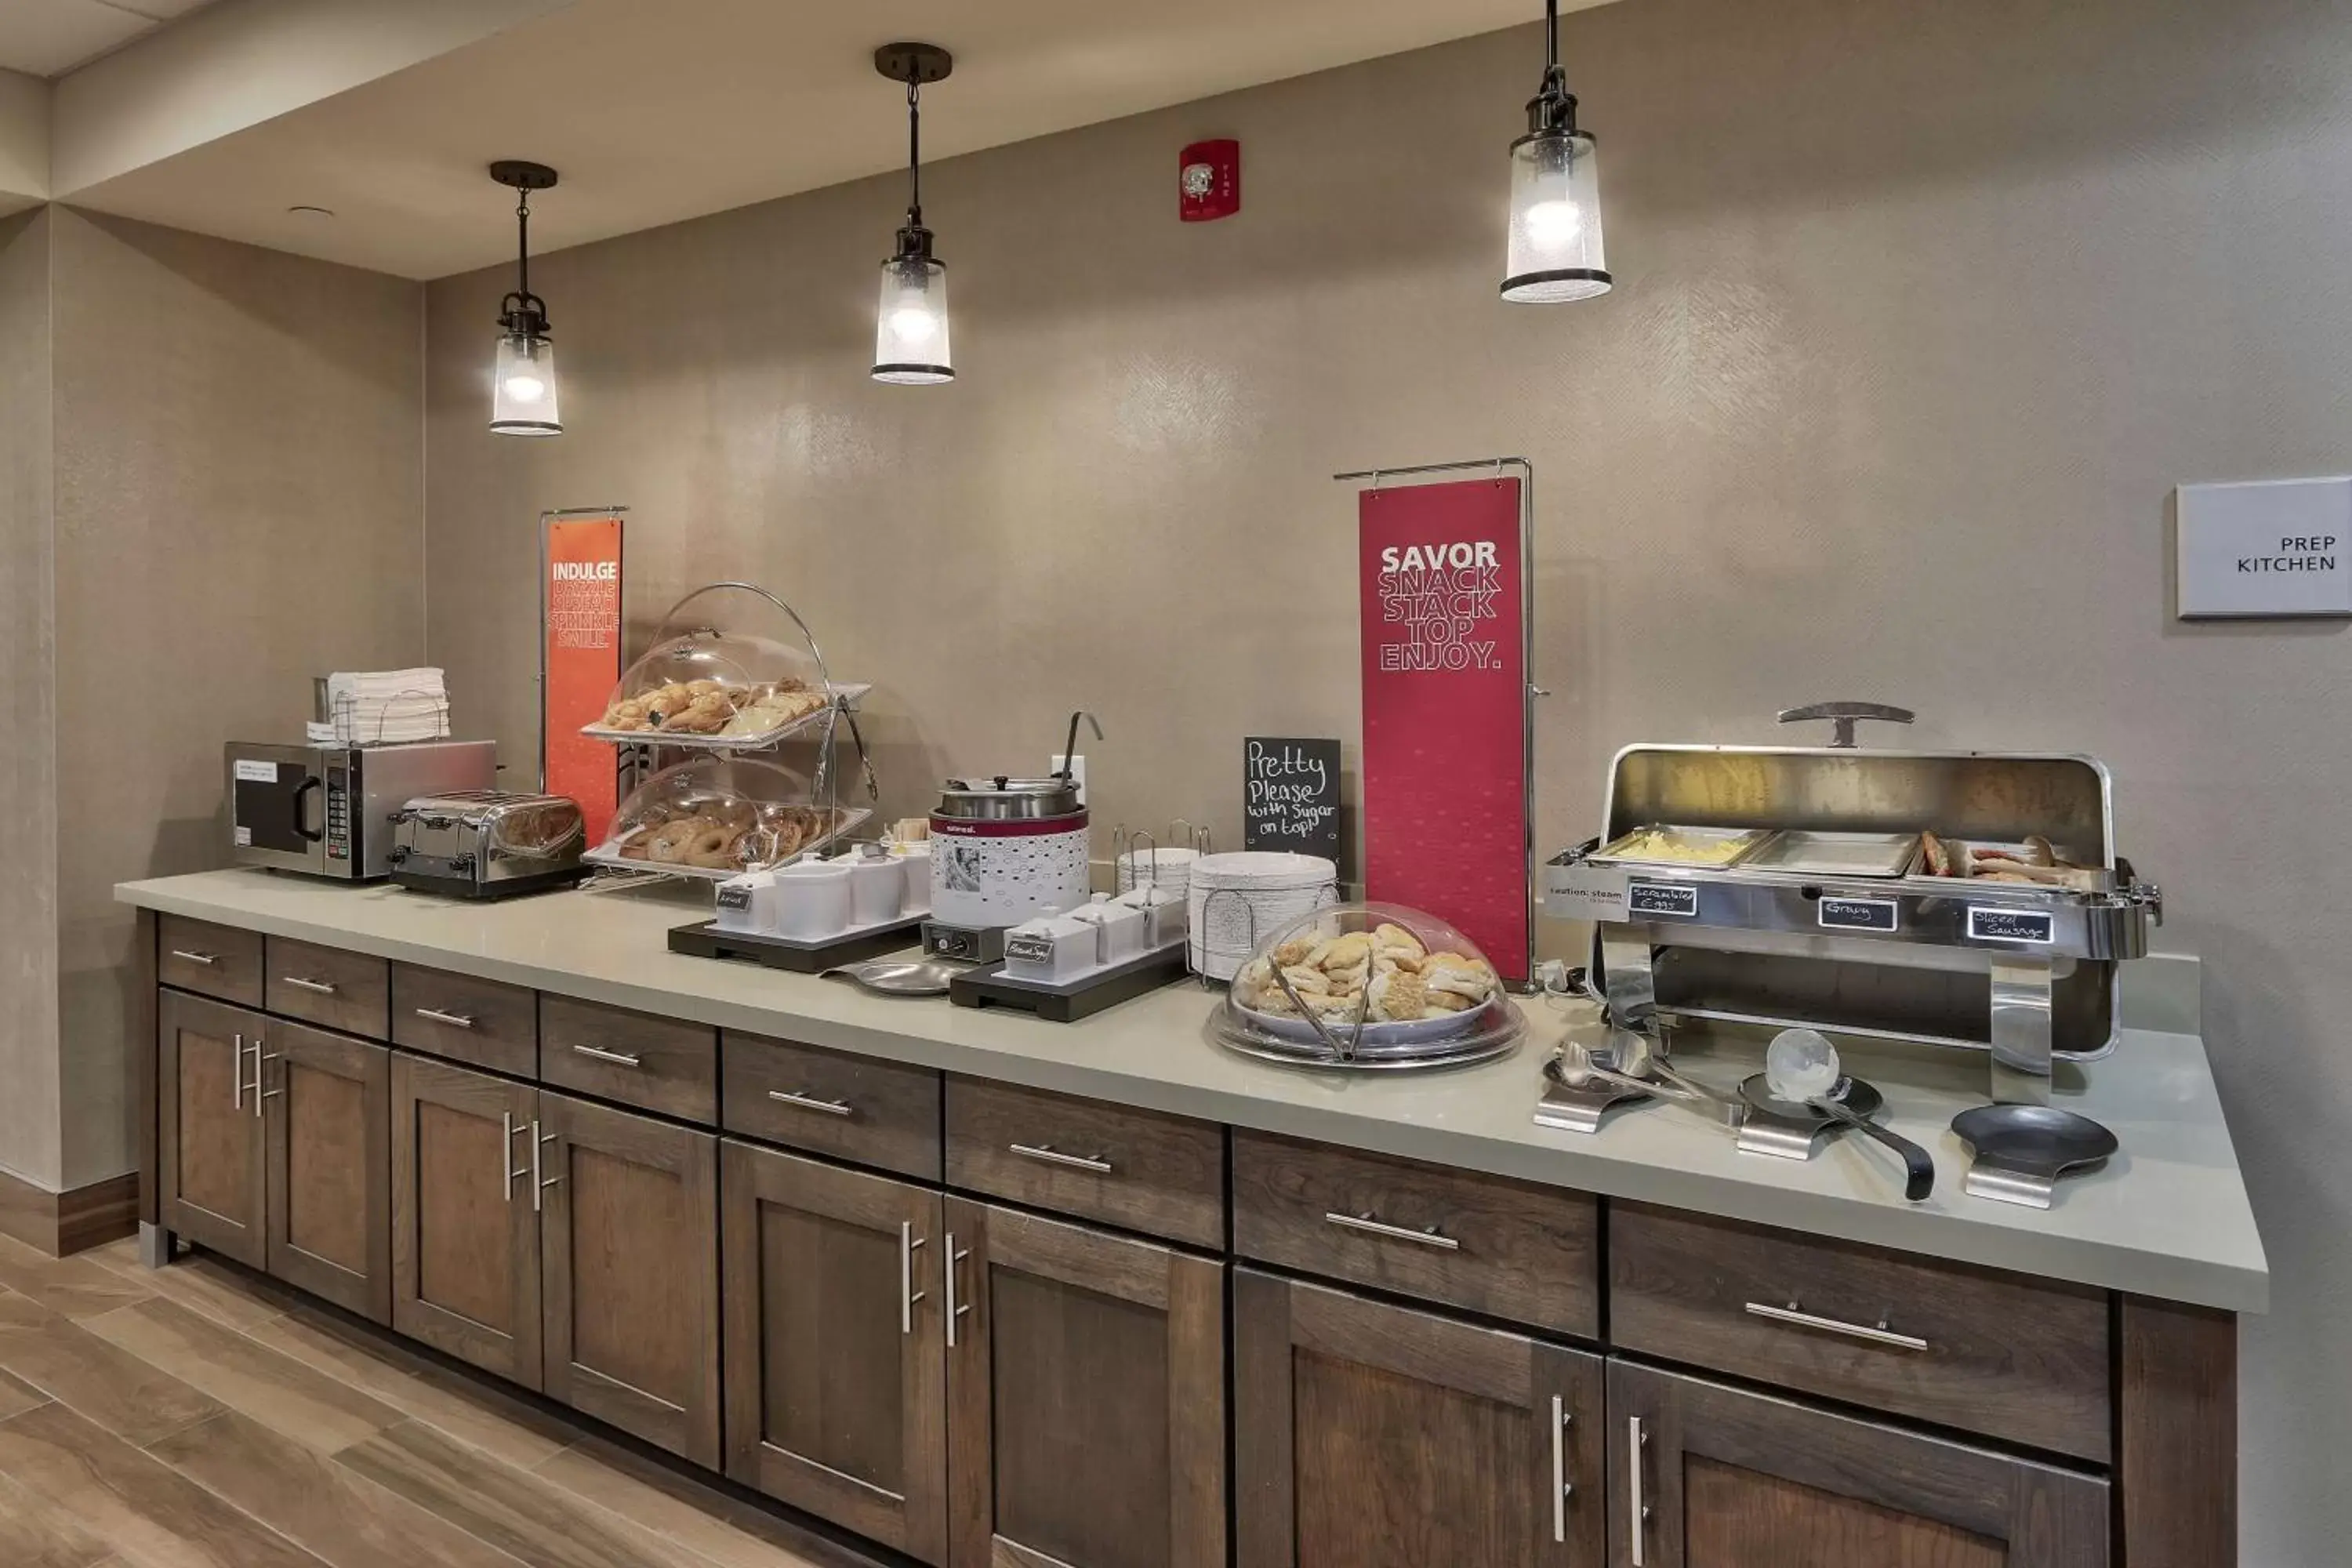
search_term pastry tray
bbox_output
[1738,830,1920,879]
[582,808,872,882]
[1586,824,1774,870]
[580,683,871,751]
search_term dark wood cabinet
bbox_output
[390,1053,542,1388]
[944,1197,1226,1568]
[157,990,268,1269]
[1234,1267,1604,1568]
[538,1089,721,1468]
[1606,1360,2108,1568]
[720,1140,947,1563]
[262,1021,390,1323]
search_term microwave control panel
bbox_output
[324,764,350,862]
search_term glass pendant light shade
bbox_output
[1502,128,1610,303]
[492,329,562,434]
[873,247,953,384]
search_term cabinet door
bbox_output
[158,990,267,1268]
[263,1022,391,1323]
[538,1090,720,1468]
[1607,1361,2108,1568]
[720,1141,946,1564]
[391,1053,541,1388]
[944,1198,1225,1568]
[1234,1268,1603,1568]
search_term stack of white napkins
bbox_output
[310,668,452,746]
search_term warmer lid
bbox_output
[935,775,1083,820]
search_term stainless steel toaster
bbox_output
[388,791,588,900]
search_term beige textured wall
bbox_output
[0,208,59,1190]
[50,209,425,1188]
[423,0,2350,1553]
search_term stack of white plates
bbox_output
[1186,852,1340,980]
[1116,847,1201,900]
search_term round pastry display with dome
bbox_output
[1215,902,1523,1069]
[583,628,835,747]
[587,755,862,880]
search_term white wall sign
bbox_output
[2176,476,2352,618]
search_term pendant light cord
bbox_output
[515,191,532,302]
[906,78,923,227]
[1543,0,1566,96]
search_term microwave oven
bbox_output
[226,739,497,880]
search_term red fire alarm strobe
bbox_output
[1180,139,1240,221]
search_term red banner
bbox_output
[543,514,624,844]
[1359,478,1530,979]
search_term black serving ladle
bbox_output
[1739,1073,1937,1202]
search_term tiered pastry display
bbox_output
[1213,902,1523,1069]
[579,584,873,886]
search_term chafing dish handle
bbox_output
[1775,701,1915,748]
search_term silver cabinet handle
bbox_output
[570,1043,642,1069]
[256,1051,281,1115]
[1007,1142,1112,1174]
[1323,1210,1461,1250]
[281,975,339,995]
[169,949,219,967]
[502,1111,529,1203]
[414,1007,477,1030]
[944,1232,970,1349]
[533,1122,561,1211]
[768,1089,853,1118]
[899,1221,927,1335]
[1743,1300,1928,1352]
[1550,1393,1570,1544]
[231,1033,245,1109]
[1629,1415,1649,1567]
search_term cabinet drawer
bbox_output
[158,915,263,1007]
[264,938,390,1037]
[946,1078,1224,1248]
[539,995,716,1123]
[722,1033,941,1181]
[1608,1203,2111,1461]
[1232,1131,1599,1338]
[390,964,538,1078]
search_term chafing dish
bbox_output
[1542,718,2162,1104]
[389,791,588,900]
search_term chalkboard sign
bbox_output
[1627,882,1700,919]
[1818,895,1898,933]
[1243,738,1342,862]
[1966,906,2054,945]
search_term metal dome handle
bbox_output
[1776,702,1915,749]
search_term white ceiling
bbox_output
[52,0,1610,279]
[0,0,216,78]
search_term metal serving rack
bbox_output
[585,580,879,887]
[1540,706,2164,1105]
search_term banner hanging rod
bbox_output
[1333,456,1530,487]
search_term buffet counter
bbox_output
[118,867,2264,1312]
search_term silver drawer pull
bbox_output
[413,1007,477,1030]
[1323,1210,1461,1250]
[899,1221,927,1335]
[281,975,339,996]
[1549,1393,1570,1543]
[768,1089,854,1117]
[1008,1142,1112,1174]
[571,1043,642,1069]
[169,949,220,967]
[1744,1300,1928,1352]
[1629,1416,1650,1566]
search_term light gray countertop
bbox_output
[119,869,2268,1313]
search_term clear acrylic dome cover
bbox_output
[1218,902,1521,1067]
[602,755,848,873]
[589,628,832,742]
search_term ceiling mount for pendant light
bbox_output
[1501,0,1610,303]
[872,42,955,385]
[489,158,563,435]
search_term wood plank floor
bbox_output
[0,1234,880,1568]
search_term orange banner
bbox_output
[543,514,624,844]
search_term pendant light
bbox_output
[871,43,955,385]
[489,160,562,434]
[1501,0,1611,303]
